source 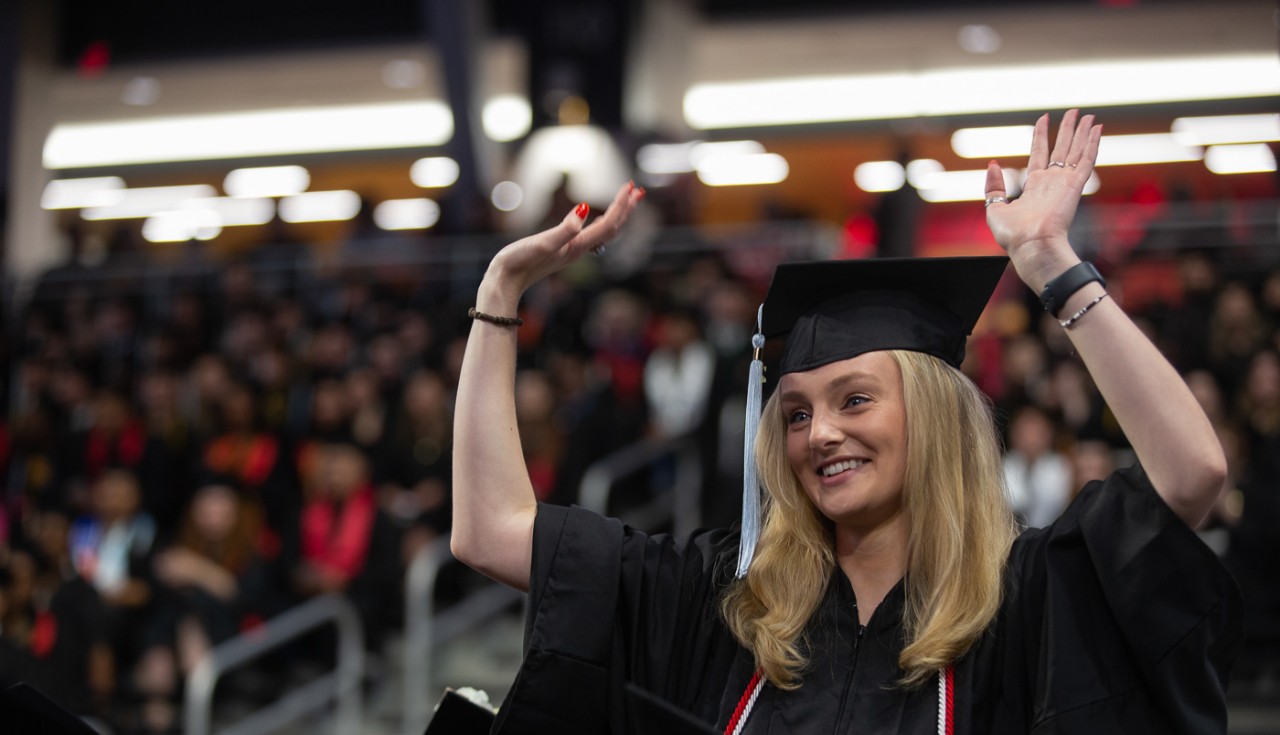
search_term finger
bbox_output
[1065,113,1095,168]
[1047,109,1078,167]
[1028,113,1051,170]
[545,201,589,249]
[571,182,643,253]
[984,160,1008,205]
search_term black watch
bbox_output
[1039,262,1105,318]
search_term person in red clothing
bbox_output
[295,441,377,596]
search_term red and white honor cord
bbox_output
[724,667,955,735]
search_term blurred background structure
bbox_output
[0,0,1278,733]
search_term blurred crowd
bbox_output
[0,219,1277,731]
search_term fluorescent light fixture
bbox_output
[410,157,460,188]
[41,176,126,209]
[142,210,222,243]
[905,159,944,189]
[951,125,1035,159]
[696,152,789,186]
[1172,113,1280,146]
[1096,133,1202,166]
[491,181,524,211]
[81,185,218,220]
[915,169,1002,203]
[224,165,310,198]
[685,54,1280,129]
[853,161,905,192]
[636,140,765,175]
[278,190,361,223]
[44,101,453,168]
[483,95,533,142]
[374,198,441,230]
[1205,144,1277,174]
[178,197,275,226]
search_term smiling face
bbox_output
[778,351,909,533]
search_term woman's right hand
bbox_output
[480,182,645,308]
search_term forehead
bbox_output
[777,351,902,398]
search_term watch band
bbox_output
[1039,261,1106,318]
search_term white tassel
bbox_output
[736,307,766,578]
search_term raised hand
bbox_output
[984,110,1102,291]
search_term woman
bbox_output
[452,112,1241,733]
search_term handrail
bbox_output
[183,594,364,735]
[579,435,703,538]
[402,535,524,735]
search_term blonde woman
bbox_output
[451,112,1241,733]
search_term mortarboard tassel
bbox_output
[736,307,766,578]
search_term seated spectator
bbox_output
[201,381,296,535]
[1003,405,1073,529]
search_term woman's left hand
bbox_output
[984,109,1102,291]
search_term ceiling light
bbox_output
[1205,144,1277,174]
[483,95,533,142]
[905,159,944,189]
[853,161,905,192]
[1095,133,1202,166]
[278,190,361,223]
[685,54,1280,129]
[41,176,126,210]
[410,157,461,188]
[44,101,454,168]
[224,165,310,198]
[143,210,222,243]
[1172,113,1280,146]
[81,185,218,220]
[491,181,524,211]
[695,152,789,186]
[951,125,1035,159]
[374,198,441,230]
[178,197,275,226]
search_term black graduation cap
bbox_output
[762,256,1010,375]
[423,689,496,734]
[735,255,1008,578]
[0,683,102,735]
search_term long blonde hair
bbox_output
[721,350,1016,689]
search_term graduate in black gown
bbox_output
[451,111,1242,734]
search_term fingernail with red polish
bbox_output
[628,180,635,192]
[575,202,589,219]
[636,187,646,200]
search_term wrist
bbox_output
[477,266,524,315]
[1010,239,1081,294]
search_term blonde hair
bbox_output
[721,350,1016,689]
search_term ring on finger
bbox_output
[984,196,1008,208]
[592,245,607,256]
[1049,160,1066,168]
[1067,162,1078,168]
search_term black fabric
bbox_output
[492,464,1242,734]
[761,257,1009,374]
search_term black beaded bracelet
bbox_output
[468,307,524,327]
[1039,261,1106,318]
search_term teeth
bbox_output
[821,460,865,477]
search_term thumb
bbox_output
[554,202,590,240]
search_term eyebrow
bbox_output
[779,370,884,404]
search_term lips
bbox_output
[819,458,866,477]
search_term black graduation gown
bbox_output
[491,464,1242,734]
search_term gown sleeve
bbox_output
[492,503,740,735]
[1006,463,1244,734]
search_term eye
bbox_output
[787,408,811,425]
[844,395,869,409]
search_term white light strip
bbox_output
[696,152,788,186]
[178,197,275,226]
[916,169,1013,203]
[853,161,905,192]
[410,157,461,188]
[483,95,533,142]
[45,101,454,169]
[278,190,362,223]
[951,125,1035,159]
[637,140,765,175]
[1172,113,1280,146]
[143,210,222,243]
[685,54,1280,129]
[374,198,441,230]
[1096,133,1202,166]
[1205,144,1277,175]
[82,185,219,220]
[41,176,126,209]
[224,165,310,198]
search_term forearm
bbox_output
[1016,248,1226,527]
[450,274,537,590]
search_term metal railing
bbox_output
[401,535,525,735]
[579,435,703,539]
[183,594,364,735]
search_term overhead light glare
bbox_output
[143,209,222,243]
[44,101,454,168]
[278,190,361,223]
[695,152,789,186]
[951,125,1035,159]
[1095,133,1202,166]
[853,161,906,192]
[905,159,944,189]
[685,54,1280,129]
[178,197,275,226]
[491,181,524,211]
[483,96,533,142]
[224,165,310,198]
[374,198,441,230]
[410,157,461,188]
[1205,144,1277,175]
[41,176,126,210]
[81,185,218,220]
[1172,113,1280,146]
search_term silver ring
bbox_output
[592,245,607,256]
[1049,160,1066,168]
[984,196,1008,208]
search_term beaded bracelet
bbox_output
[1059,293,1108,330]
[468,307,524,327]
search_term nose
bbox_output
[808,408,842,450]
